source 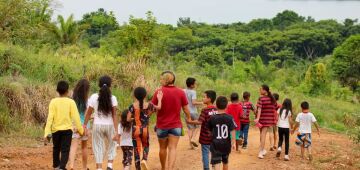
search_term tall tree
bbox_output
[332,35,360,92]
[272,10,305,30]
[48,15,83,46]
[78,8,119,48]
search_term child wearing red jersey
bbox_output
[268,93,280,151]
[189,90,217,170]
[225,93,243,151]
[239,91,255,149]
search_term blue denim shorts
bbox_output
[156,128,182,139]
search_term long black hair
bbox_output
[134,87,147,110]
[280,98,292,119]
[98,75,113,116]
[121,109,131,132]
[72,79,90,114]
[261,84,276,104]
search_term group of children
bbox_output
[183,77,321,170]
[44,75,320,170]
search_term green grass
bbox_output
[0,42,359,142]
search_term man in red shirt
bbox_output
[151,71,192,170]
[226,93,243,151]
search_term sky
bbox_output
[53,0,360,25]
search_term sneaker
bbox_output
[284,155,290,161]
[242,145,247,149]
[276,147,281,157]
[107,167,113,170]
[141,160,149,170]
[262,150,267,156]
[258,152,264,159]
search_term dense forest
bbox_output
[0,0,359,142]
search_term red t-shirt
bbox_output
[152,86,188,129]
[226,103,243,130]
[199,105,217,145]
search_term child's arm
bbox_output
[70,101,84,136]
[44,100,55,139]
[231,130,236,150]
[289,115,294,130]
[254,108,261,123]
[153,90,163,110]
[83,107,93,130]
[112,107,119,141]
[314,122,320,137]
[291,122,299,135]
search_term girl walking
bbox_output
[69,79,91,170]
[118,109,133,170]
[254,84,277,159]
[127,87,163,170]
[276,98,293,161]
[84,75,119,170]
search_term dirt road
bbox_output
[0,127,359,170]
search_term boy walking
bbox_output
[226,93,243,151]
[190,90,217,170]
[208,96,236,170]
[239,92,255,149]
[44,81,84,170]
[292,101,320,161]
[184,77,203,149]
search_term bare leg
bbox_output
[68,138,79,169]
[223,163,228,170]
[213,163,221,170]
[273,127,277,149]
[268,129,274,150]
[260,127,268,152]
[81,140,88,170]
[158,138,169,170]
[301,145,305,159]
[187,128,194,148]
[168,135,180,170]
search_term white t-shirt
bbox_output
[88,93,118,125]
[118,124,133,146]
[277,109,292,128]
[295,112,317,133]
[184,89,197,114]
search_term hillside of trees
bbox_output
[0,0,359,142]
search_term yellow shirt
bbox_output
[44,97,84,137]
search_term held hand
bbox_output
[254,118,259,124]
[112,134,120,142]
[157,90,163,100]
[232,143,236,150]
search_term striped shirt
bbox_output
[256,96,276,127]
[240,101,255,124]
[199,105,218,145]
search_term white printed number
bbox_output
[216,124,228,139]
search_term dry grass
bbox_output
[0,76,56,130]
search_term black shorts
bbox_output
[211,151,229,165]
